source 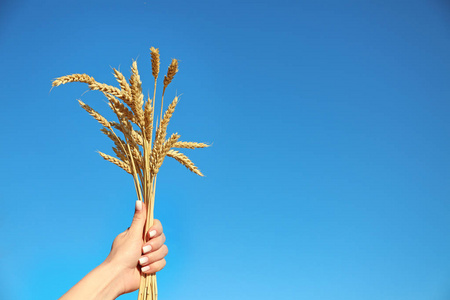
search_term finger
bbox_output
[146,219,163,239]
[129,200,146,234]
[138,244,168,266]
[141,259,166,274]
[142,233,166,254]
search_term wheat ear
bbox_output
[113,68,132,99]
[98,151,132,174]
[52,74,96,87]
[173,142,210,149]
[150,47,160,80]
[78,100,109,127]
[88,82,127,100]
[144,95,153,141]
[159,59,178,121]
[156,96,178,146]
[129,61,145,125]
[167,150,204,177]
[163,59,178,91]
[156,133,180,169]
[105,93,136,124]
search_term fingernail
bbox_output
[141,266,150,272]
[139,257,149,265]
[136,200,142,211]
[149,230,156,238]
[143,245,152,254]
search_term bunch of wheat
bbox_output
[52,47,209,300]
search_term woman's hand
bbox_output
[105,200,168,295]
[60,201,168,299]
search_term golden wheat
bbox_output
[150,47,160,80]
[98,151,131,174]
[144,97,153,140]
[89,82,125,99]
[107,95,137,124]
[129,61,145,125]
[78,100,109,127]
[52,47,209,300]
[113,68,132,98]
[166,150,204,177]
[156,133,180,169]
[173,141,210,149]
[52,74,96,87]
[154,96,178,150]
[163,59,178,90]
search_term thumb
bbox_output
[129,200,146,233]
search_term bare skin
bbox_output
[60,201,168,299]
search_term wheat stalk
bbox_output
[52,47,210,300]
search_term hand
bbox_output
[104,200,168,296]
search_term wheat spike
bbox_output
[100,128,126,154]
[167,150,203,176]
[150,47,160,80]
[150,127,163,174]
[163,59,178,91]
[156,133,180,169]
[155,96,178,148]
[129,61,145,125]
[113,68,132,99]
[78,100,109,127]
[144,96,153,141]
[173,142,210,149]
[52,74,96,87]
[89,82,125,99]
[98,151,131,174]
[106,93,136,124]
[132,146,143,168]
[132,129,144,146]
[113,146,128,163]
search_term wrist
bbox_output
[98,260,125,298]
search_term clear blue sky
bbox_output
[1,0,450,299]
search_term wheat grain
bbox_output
[167,150,203,176]
[98,151,132,174]
[52,74,96,87]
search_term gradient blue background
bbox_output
[1,0,450,299]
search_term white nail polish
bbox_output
[149,230,156,238]
[136,200,142,211]
[139,257,149,265]
[141,266,150,272]
[143,245,152,254]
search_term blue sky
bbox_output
[1,0,450,299]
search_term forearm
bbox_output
[59,261,123,300]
